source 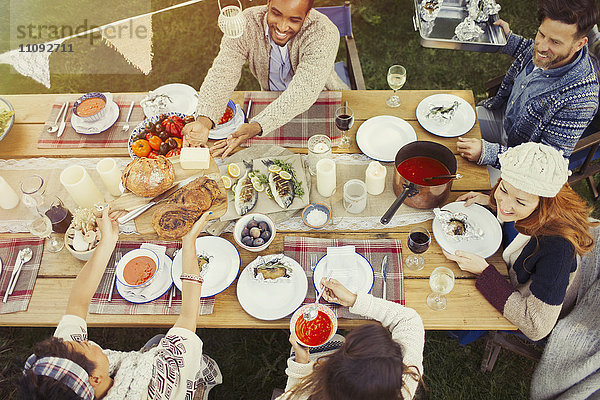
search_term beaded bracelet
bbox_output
[180,273,204,284]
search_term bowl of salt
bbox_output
[302,203,332,229]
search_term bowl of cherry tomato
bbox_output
[128,112,193,159]
[217,100,237,128]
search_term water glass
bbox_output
[343,179,367,214]
[20,175,45,212]
[307,135,332,176]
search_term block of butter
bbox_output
[180,147,211,170]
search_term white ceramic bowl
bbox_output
[233,213,276,252]
[115,248,161,288]
[64,235,95,261]
[72,92,111,122]
[290,304,338,347]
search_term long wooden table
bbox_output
[0,90,516,330]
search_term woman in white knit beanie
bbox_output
[444,142,597,341]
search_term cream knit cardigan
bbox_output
[196,5,348,136]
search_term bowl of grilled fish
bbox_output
[234,213,276,252]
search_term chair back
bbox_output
[314,3,353,37]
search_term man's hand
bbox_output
[494,19,510,36]
[182,116,213,147]
[210,122,262,159]
[457,137,483,162]
[442,250,489,275]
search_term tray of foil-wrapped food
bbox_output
[413,0,506,52]
[236,254,308,320]
[432,201,502,258]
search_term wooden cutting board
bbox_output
[110,155,227,236]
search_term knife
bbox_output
[381,255,388,300]
[57,102,69,138]
[244,100,252,123]
[117,175,200,225]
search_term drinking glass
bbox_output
[335,105,354,149]
[20,175,45,211]
[386,65,407,108]
[307,134,332,176]
[427,266,455,311]
[405,227,431,271]
[29,212,64,252]
[39,195,73,234]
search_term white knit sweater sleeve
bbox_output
[349,293,425,400]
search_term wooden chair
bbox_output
[315,1,366,90]
[480,331,543,372]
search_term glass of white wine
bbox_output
[427,266,455,311]
[29,213,64,253]
[386,65,407,108]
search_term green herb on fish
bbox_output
[272,159,305,198]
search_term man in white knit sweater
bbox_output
[183,0,348,157]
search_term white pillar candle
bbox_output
[96,158,123,197]
[316,158,336,197]
[0,176,19,210]
[60,165,104,208]
[365,161,387,195]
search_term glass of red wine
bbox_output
[335,105,354,149]
[405,227,431,271]
[37,195,72,253]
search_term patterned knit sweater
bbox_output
[276,293,425,400]
[196,5,347,136]
[475,233,580,341]
[479,33,599,169]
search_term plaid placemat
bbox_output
[284,236,404,319]
[0,237,44,314]
[38,94,147,149]
[242,91,342,147]
[89,240,216,315]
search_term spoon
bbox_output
[303,271,333,321]
[423,173,463,182]
[47,102,67,133]
[4,247,32,302]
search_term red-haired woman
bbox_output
[444,142,596,341]
[276,278,425,400]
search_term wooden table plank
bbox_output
[0,278,515,330]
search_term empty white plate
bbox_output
[142,83,199,117]
[312,253,374,295]
[356,115,417,162]
[416,94,476,138]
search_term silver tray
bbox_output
[413,0,506,52]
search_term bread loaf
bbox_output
[121,156,175,198]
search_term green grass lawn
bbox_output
[0,0,596,399]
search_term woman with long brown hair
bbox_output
[444,142,596,341]
[276,278,424,400]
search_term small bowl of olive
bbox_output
[233,213,276,252]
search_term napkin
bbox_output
[124,243,167,299]
[326,245,358,292]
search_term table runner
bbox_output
[241,91,342,147]
[89,240,216,315]
[0,237,44,314]
[38,94,146,149]
[284,236,404,319]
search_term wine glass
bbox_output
[335,105,354,149]
[427,266,455,311]
[386,65,406,108]
[20,175,45,211]
[405,227,431,271]
[29,213,64,252]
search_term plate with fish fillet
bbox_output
[236,254,308,320]
[416,94,476,137]
[219,155,309,221]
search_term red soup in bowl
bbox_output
[295,310,334,347]
[123,256,157,286]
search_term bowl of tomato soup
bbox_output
[115,248,161,289]
[72,92,111,122]
[290,304,338,348]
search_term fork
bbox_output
[47,102,67,133]
[310,254,317,271]
[122,101,135,132]
[108,253,120,302]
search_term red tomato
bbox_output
[166,148,181,157]
[218,107,234,125]
[147,151,159,159]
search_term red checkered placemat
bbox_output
[38,94,147,149]
[284,237,404,319]
[242,91,342,147]
[0,237,44,314]
[89,240,215,315]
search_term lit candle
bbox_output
[365,161,387,195]
[96,158,123,197]
[60,165,105,208]
[0,176,19,210]
[316,158,336,197]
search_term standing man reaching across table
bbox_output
[457,0,599,178]
[183,0,348,157]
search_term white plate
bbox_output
[171,236,240,298]
[416,94,476,137]
[208,104,245,140]
[433,201,502,258]
[0,96,15,141]
[356,116,417,162]
[142,83,199,117]
[236,254,308,320]
[71,100,120,135]
[116,252,173,304]
[312,253,374,295]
